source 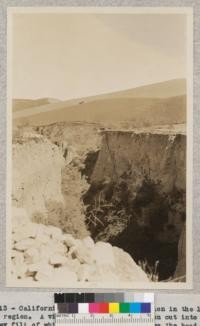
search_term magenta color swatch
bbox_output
[89,303,100,313]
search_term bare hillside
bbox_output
[13,79,186,127]
[13,98,60,112]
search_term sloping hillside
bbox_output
[14,95,186,127]
[13,98,60,112]
[13,79,186,127]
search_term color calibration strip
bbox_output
[54,292,154,314]
[55,293,154,325]
[56,301,151,314]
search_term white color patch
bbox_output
[78,303,89,313]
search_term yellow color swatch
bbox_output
[109,303,119,313]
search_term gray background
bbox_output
[0,0,199,295]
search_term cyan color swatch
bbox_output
[129,303,141,313]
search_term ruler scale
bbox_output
[56,314,154,325]
[55,292,154,325]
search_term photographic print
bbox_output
[7,7,193,288]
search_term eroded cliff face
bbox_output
[11,127,186,282]
[84,131,186,280]
[11,131,149,284]
[12,135,65,221]
[91,131,185,193]
[12,132,89,238]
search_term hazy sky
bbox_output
[12,12,188,100]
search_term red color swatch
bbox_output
[99,303,109,313]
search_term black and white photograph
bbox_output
[7,7,193,288]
